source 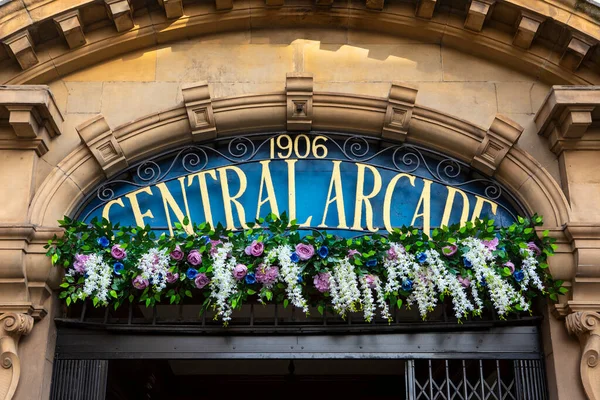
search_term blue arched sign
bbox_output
[76,132,523,235]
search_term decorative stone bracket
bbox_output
[104,0,134,32]
[471,115,523,176]
[0,313,33,400]
[382,83,418,142]
[286,73,313,132]
[76,115,128,178]
[567,311,600,400]
[0,85,64,156]
[182,82,217,141]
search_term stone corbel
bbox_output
[415,0,437,19]
[464,0,495,32]
[286,73,313,131]
[157,0,184,19]
[566,311,600,400]
[2,31,38,70]
[471,114,523,176]
[366,0,385,11]
[54,10,86,49]
[76,115,128,178]
[560,34,595,71]
[104,0,134,32]
[512,11,544,50]
[0,312,34,400]
[382,83,418,142]
[0,85,64,156]
[182,82,217,141]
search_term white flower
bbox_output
[269,245,309,313]
[209,242,238,323]
[329,257,361,317]
[136,248,170,293]
[80,254,112,305]
[359,275,376,322]
[520,248,545,292]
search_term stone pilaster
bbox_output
[567,312,600,400]
[0,313,34,400]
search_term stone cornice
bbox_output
[0,0,600,86]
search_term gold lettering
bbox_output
[470,196,498,222]
[217,166,249,230]
[383,173,415,233]
[101,198,125,223]
[156,178,193,236]
[351,163,382,232]
[411,179,433,237]
[187,170,218,228]
[319,160,348,229]
[285,159,312,227]
[125,187,155,228]
[441,187,470,228]
[256,161,280,219]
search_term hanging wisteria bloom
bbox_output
[269,245,309,312]
[329,257,361,317]
[136,248,170,293]
[209,242,238,323]
[79,254,112,305]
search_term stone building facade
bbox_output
[1,0,600,398]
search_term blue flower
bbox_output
[297,275,303,284]
[318,246,329,258]
[366,259,378,268]
[113,262,124,275]
[245,273,256,284]
[514,270,525,282]
[200,235,210,244]
[401,279,413,291]
[463,257,472,268]
[480,278,487,287]
[186,267,198,280]
[97,236,109,248]
[290,252,300,263]
[417,253,427,264]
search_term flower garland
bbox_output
[47,213,565,324]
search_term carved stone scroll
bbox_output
[0,313,34,400]
[567,312,600,400]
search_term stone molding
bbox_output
[382,83,418,142]
[1,1,600,84]
[76,115,128,178]
[0,85,63,156]
[567,311,600,400]
[286,73,313,132]
[0,313,33,400]
[471,114,524,177]
[181,82,217,141]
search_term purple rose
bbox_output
[504,261,515,274]
[187,250,202,266]
[256,265,279,285]
[482,237,499,251]
[348,249,361,258]
[210,240,223,255]
[111,244,127,260]
[233,264,248,280]
[441,244,457,256]
[313,272,331,293]
[244,240,265,257]
[364,274,377,289]
[170,245,184,261]
[132,276,149,290]
[194,273,210,289]
[527,242,542,256]
[166,271,179,283]
[458,276,471,288]
[73,254,90,274]
[386,247,398,260]
[295,243,315,261]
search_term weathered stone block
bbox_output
[54,10,86,49]
[3,31,38,70]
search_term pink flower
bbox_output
[187,250,202,266]
[132,276,149,290]
[233,264,248,280]
[458,276,471,288]
[504,261,515,274]
[527,242,542,256]
[348,249,361,258]
[244,240,265,257]
[482,237,499,251]
[170,245,184,261]
[364,274,377,289]
[110,244,127,260]
[295,243,315,260]
[256,265,279,285]
[313,272,331,293]
[194,273,210,289]
[441,245,457,257]
[210,240,223,255]
[386,248,398,260]
[73,254,90,274]
[166,272,179,283]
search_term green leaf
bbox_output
[265,290,273,301]
[396,299,403,309]
[66,297,72,306]
[317,305,324,315]
[110,290,118,299]
[283,299,289,308]
[247,289,256,295]
[185,290,193,298]
[51,254,59,265]
[60,282,70,288]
